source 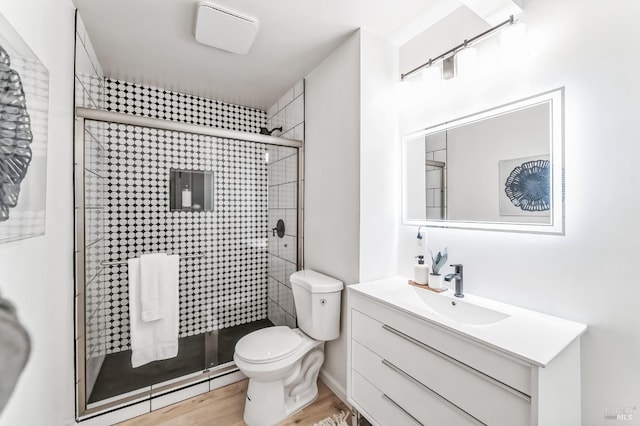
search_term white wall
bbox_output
[398,1,640,424]
[0,1,76,425]
[305,31,361,397]
[359,31,399,282]
[305,29,399,399]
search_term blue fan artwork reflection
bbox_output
[504,159,550,211]
[0,44,33,222]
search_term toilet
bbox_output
[234,269,343,426]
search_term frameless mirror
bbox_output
[402,88,564,234]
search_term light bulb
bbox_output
[455,46,478,79]
[421,64,442,85]
[499,21,527,58]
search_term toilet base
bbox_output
[243,347,324,426]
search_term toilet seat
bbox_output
[235,326,303,364]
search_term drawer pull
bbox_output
[382,359,486,426]
[381,324,531,403]
[381,393,424,426]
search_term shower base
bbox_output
[88,319,273,403]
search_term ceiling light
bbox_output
[195,2,259,55]
[400,15,524,82]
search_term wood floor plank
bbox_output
[120,379,350,426]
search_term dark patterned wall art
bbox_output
[0,13,49,243]
[499,155,551,218]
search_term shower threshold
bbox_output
[88,319,273,403]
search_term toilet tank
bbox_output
[290,270,343,341]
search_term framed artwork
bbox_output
[0,12,49,244]
[499,155,550,218]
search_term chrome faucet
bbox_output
[444,264,464,298]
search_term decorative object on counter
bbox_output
[428,247,448,289]
[0,12,50,244]
[413,255,429,285]
[407,279,447,293]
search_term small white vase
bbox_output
[429,274,444,289]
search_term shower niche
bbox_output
[169,169,214,211]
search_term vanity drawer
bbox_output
[352,309,531,426]
[351,371,422,426]
[350,296,532,395]
[352,340,482,426]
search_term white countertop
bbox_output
[349,276,587,367]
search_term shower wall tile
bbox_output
[292,123,304,141]
[270,159,285,186]
[268,277,278,301]
[284,261,296,288]
[285,313,296,329]
[284,154,297,184]
[104,78,266,133]
[279,236,296,264]
[284,210,297,236]
[293,80,304,99]
[277,283,294,315]
[285,96,304,130]
[278,88,294,112]
[279,183,297,209]
[270,110,285,137]
[268,299,286,327]
[267,80,304,326]
[269,254,286,284]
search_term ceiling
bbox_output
[74,0,463,110]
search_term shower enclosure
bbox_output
[74,108,303,418]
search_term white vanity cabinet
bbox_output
[347,278,586,426]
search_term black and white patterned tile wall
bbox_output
[266,80,304,327]
[105,78,265,133]
[101,124,268,352]
[87,80,270,353]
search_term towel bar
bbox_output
[100,253,205,267]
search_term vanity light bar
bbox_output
[400,15,517,81]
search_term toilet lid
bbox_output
[235,326,303,364]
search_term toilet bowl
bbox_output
[233,270,343,426]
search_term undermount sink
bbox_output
[397,287,510,326]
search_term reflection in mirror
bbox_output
[402,88,564,234]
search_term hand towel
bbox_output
[129,255,179,368]
[140,253,168,322]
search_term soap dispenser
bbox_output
[414,255,429,285]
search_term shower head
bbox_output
[259,127,282,135]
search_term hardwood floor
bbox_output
[119,379,350,426]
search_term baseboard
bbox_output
[319,368,349,407]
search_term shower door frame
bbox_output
[74,107,304,419]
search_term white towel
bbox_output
[140,253,168,322]
[128,255,179,368]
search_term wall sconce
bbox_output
[421,60,442,84]
[401,15,525,83]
